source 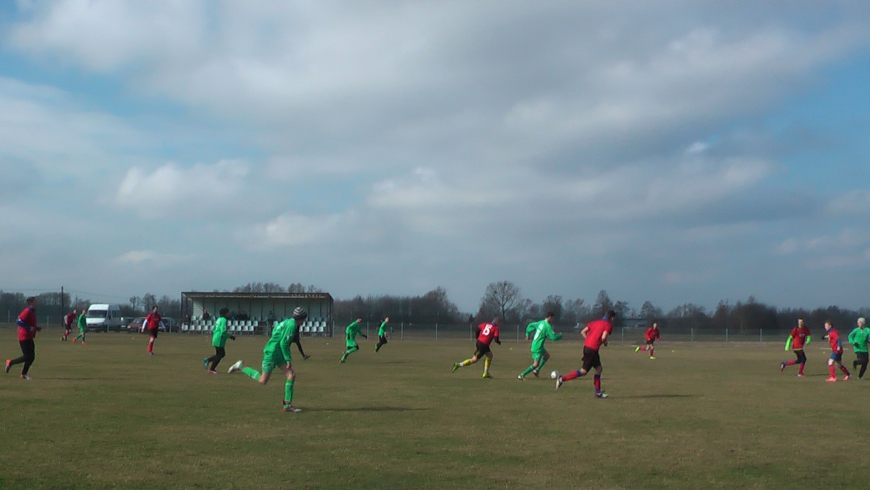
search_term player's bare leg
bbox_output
[454,354,479,372]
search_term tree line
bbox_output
[475,281,870,334]
[3,281,868,334]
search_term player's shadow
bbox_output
[42,377,124,381]
[309,407,428,413]
[618,394,698,399]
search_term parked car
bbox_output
[161,318,179,333]
[127,317,147,333]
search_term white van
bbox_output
[86,304,123,332]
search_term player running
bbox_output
[780,318,811,377]
[62,308,77,341]
[634,322,660,359]
[340,317,367,363]
[142,305,165,355]
[823,321,851,382]
[374,317,391,352]
[848,317,870,380]
[73,309,87,344]
[452,317,501,378]
[556,310,615,398]
[203,308,235,373]
[227,307,307,413]
[518,312,562,380]
[5,297,41,380]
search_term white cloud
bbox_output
[114,250,188,265]
[828,190,870,216]
[115,160,250,219]
[242,212,347,249]
[1,2,870,312]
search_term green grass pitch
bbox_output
[0,328,868,489]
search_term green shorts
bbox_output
[346,341,359,349]
[532,350,548,362]
[261,351,290,373]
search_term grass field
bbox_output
[1,327,868,490]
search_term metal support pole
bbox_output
[435,323,438,341]
[621,327,624,343]
[401,322,404,340]
[691,328,694,342]
[726,328,729,343]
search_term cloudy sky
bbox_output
[1,1,869,314]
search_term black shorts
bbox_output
[378,335,388,345]
[857,352,869,364]
[148,329,159,339]
[473,341,491,358]
[794,349,807,364]
[581,346,601,372]
[645,340,655,346]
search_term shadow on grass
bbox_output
[309,406,428,412]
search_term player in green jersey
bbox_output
[375,317,390,352]
[849,317,870,379]
[203,308,235,373]
[227,307,307,413]
[73,309,87,344]
[518,312,562,379]
[341,318,367,362]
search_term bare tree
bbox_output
[478,281,522,323]
[594,290,614,316]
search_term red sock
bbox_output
[840,365,851,376]
[563,370,581,381]
[798,363,805,374]
[829,365,836,377]
[593,374,601,393]
[148,341,154,353]
[784,360,796,366]
[649,348,654,357]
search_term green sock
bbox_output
[537,358,548,372]
[520,365,535,377]
[284,379,294,405]
[241,366,260,380]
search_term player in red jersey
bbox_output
[780,318,811,377]
[452,317,501,378]
[5,297,41,379]
[556,310,615,398]
[62,308,77,342]
[823,321,850,382]
[634,322,660,359]
[142,305,165,355]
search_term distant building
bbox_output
[180,291,334,336]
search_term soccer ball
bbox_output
[550,370,560,379]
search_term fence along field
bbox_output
[1,325,868,489]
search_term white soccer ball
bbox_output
[550,370,560,379]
